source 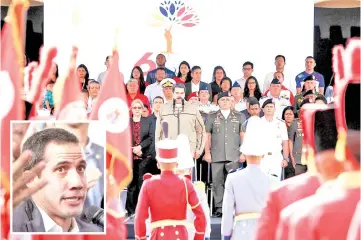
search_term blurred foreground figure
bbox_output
[221,116,278,240]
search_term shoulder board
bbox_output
[277,118,285,123]
[297,73,304,78]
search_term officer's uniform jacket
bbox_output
[206,110,246,162]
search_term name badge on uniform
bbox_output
[214,118,220,125]
[231,119,239,123]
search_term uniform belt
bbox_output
[150,219,190,229]
[234,212,261,221]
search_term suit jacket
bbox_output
[12,198,103,232]
[130,116,154,157]
[184,81,212,101]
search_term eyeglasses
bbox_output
[132,106,142,110]
[248,81,256,85]
[243,68,252,71]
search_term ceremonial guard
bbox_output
[276,104,340,240]
[276,39,361,240]
[204,92,246,217]
[221,116,279,240]
[255,107,322,240]
[259,78,291,119]
[347,200,360,240]
[134,123,206,240]
[176,134,211,240]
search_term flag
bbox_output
[89,49,132,239]
[90,49,132,195]
[0,0,28,192]
[53,46,87,120]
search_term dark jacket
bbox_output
[12,198,103,232]
[184,81,212,101]
[130,116,154,157]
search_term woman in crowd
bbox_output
[130,66,147,94]
[220,77,232,93]
[243,76,263,101]
[126,79,151,117]
[126,99,154,217]
[77,64,90,91]
[210,66,227,97]
[282,106,297,179]
[174,60,192,83]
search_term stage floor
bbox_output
[126,217,222,239]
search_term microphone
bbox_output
[82,205,104,229]
[162,120,169,139]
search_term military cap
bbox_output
[160,78,176,87]
[261,98,274,108]
[302,89,315,97]
[217,91,230,102]
[270,78,281,85]
[232,81,241,88]
[303,75,316,82]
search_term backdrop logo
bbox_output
[152,0,200,54]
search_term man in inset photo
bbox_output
[12,128,103,233]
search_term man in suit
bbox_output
[13,128,103,232]
[46,123,105,209]
[185,66,212,100]
[204,92,246,217]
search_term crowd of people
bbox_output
[26,50,335,218]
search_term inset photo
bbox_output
[11,121,106,234]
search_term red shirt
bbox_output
[126,93,151,115]
[264,85,295,105]
[173,77,187,84]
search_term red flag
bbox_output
[90,50,132,194]
[54,46,87,120]
[0,0,28,192]
[89,50,132,239]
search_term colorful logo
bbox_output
[152,0,200,54]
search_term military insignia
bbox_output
[298,98,303,103]
[0,71,15,121]
[98,97,129,134]
[298,74,303,78]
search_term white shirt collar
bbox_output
[36,204,79,232]
[84,138,93,156]
[221,109,231,118]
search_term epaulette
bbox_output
[143,173,153,181]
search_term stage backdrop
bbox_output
[44,0,314,87]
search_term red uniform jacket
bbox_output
[347,200,360,240]
[254,173,320,240]
[134,171,206,240]
[278,171,360,240]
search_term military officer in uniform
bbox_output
[204,92,246,217]
[259,78,291,119]
[260,98,289,179]
[222,116,279,240]
[198,83,219,124]
[155,83,206,158]
[134,136,207,240]
[294,74,325,114]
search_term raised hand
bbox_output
[12,150,48,209]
